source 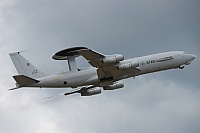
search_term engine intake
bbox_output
[103,82,124,90]
[102,54,124,64]
[118,61,139,70]
[81,88,101,96]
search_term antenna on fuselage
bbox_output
[52,47,88,71]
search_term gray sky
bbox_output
[0,0,200,133]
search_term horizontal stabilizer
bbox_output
[13,75,39,87]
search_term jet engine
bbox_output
[117,61,139,70]
[81,88,101,96]
[103,82,124,90]
[102,54,124,64]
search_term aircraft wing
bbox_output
[78,48,140,83]
[78,49,104,61]
[42,85,96,99]
[42,88,82,99]
[52,47,140,84]
[78,49,105,67]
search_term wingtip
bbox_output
[42,96,53,99]
[42,93,65,99]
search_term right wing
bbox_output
[42,85,96,99]
[42,88,82,99]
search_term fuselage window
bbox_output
[64,81,67,85]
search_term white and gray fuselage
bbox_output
[32,51,195,88]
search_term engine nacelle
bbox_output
[81,88,101,96]
[117,61,139,70]
[102,54,124,64]
[103,82,124,90]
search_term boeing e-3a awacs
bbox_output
[9,47,196,97]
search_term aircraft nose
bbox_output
[189,54,196,60]
[185,54,196,65]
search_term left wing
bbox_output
[78,49,105,67]
[52,47,140,86]
[78,48,140,86]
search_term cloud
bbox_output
[1,77,199,133]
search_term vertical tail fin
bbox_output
[9,52,46,79]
